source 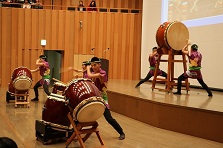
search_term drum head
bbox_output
[166,22,189,50]
[76,102,105,122]
[13,78,32,90]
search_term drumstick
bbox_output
[65,73,80,84]
[60,67,79,73]
[73,73,79,78]
[60,67,70,73]
[52,78,66,85]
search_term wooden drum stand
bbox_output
[152,21,190,92]
[151,47,189,92]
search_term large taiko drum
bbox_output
[42,93,71,126]
[156,21,189,51]
[64,78,106,122]
[8,66,33,94]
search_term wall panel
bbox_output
[120,14,127,79]
[133,14,142,80]
[11,9,18,71]
[1,9,8,86]
[0,8,2,86]
[45,9,52,50]
[24,10,32,68]
[64,11,72,81]
[0,8,142,87]
[82,12,88,54]
[127,14,135,79]
[51,10,58,50]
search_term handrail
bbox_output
[0,2,142,13]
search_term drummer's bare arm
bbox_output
[86,66,99,78]
[86,66,105,83]
[68,67,82,72]
[149,50,158,58]
[30,68,39,73]
[182,40,191,55]
[36,59,45,66]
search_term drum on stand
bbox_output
[37,93,73,144]
[152,21,190,92]
[6,66,32,106]
[42,93,71,126]
[64,78,106,123]
[42,78,106,126]
[52,81,67,95]
[8,66,33,94]
[156,21,189,51]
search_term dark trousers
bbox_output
[104,107,124,135]
[176,73,212,95]
[33,80,51,98]
[136,70,167,87]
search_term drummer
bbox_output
[30,55,51,101]
[135,46,167,88]
[173,40,213,96]
[68,61,91,78]
[86,57,125,140]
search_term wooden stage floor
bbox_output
[107,79,223,113]
[0,79,223,148]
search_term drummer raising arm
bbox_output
[173,40,212,96]
[68,61,91,78]
[30,55,51,101]
[86,57,125,140]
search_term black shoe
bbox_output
[135,85,139,88]
[208,93,213,97]
[173,92,182,95]
[119,134,125,140]
[31,97,39,101]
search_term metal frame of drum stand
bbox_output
[152,47,190,92]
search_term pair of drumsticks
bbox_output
[53,67,84,84]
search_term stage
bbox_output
[0,79,223,148]
[107,79,223,143]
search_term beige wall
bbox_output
[141,0,223,89]
[0,8,142,87]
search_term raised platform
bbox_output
[107,79,223,143]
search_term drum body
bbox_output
[64,78,106,122]
[64,78,102,109]
[8,67,32,94]
[156,21,189,51]
[42,94,70,126]
[52,82,67,94]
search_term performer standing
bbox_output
[173,40,213,96]
[30,55,51,101]
[135,47,167,88]
[86,57,125,140]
